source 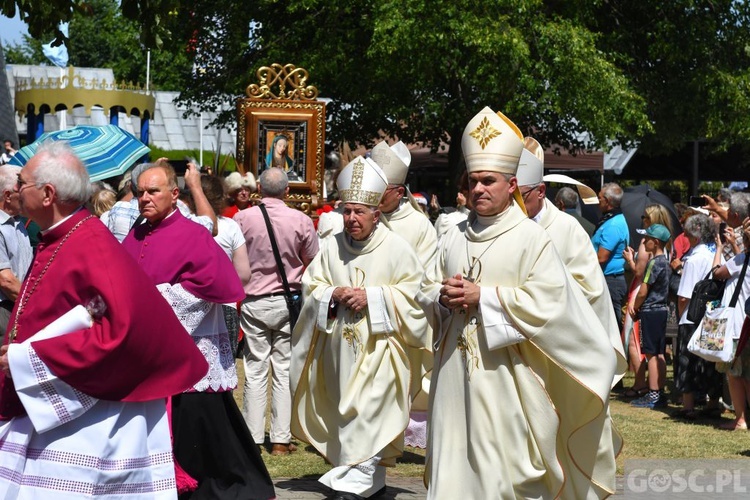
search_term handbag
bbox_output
[688,306,737,362]
[688,254,749,363]
[258,203,302,330]
[686,266,725,323]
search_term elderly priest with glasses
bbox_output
[0,141,209,499]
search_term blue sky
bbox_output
[0,13,30,46]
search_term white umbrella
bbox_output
[543,174,598,205]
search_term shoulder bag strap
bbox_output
[258,203,293,297]
[705,266,718,281]
[729,252,750,308]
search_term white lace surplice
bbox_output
[0,343,175,499]
[158,283,238,392]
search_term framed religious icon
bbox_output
[237,64,326,214]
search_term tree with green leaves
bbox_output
[6,0,750,176]
[216,0,650,173]
[2,0,192,89]
[594,0,750,156]
[164,0,258,127]
[172,0,654,179]
[0,0,177,47]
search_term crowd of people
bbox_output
[614,187,750,430]
[0,107,744,499]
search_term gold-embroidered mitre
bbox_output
[337,156,388,206]
[370,140,411,185]
[516,137,544,187]
[462,106,524,175]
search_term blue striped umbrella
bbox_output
[8,125,150,182]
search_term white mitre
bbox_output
[370,140,411,185]
[336,156,388,206]
[516,137,544,187]
[462,106,524,175]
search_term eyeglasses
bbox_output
[641,215,651,220]
[15,174,32,191]
[520,187,538,201]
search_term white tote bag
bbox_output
[687,305,736,363]
[689,253,750,363]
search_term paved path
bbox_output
[273,476,628,498]
[273,477,426,499]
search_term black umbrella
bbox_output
[621,184,682,247]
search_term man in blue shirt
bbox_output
[592,182,630,332]
[0,166,32,343]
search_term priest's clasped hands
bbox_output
[332,287,368,312]
[439,274,481,310]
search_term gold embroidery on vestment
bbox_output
[457,321,480,379]
[469,117,502,149]
[343,324,363,358]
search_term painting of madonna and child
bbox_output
[258,123,307,182]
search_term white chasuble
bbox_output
[291,224,429,468]
[426,203,618,500]
[538,198,627,386]
[381,201,438,283]
[381,201,437,410]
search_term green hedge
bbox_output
[146,146,239,175]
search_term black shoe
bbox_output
[370,486,385,498]
[332,486,386,500]
[371,486,386,498]
[332,492,364,500]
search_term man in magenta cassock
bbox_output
[123,161,275,500]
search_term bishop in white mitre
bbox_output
[426,107,619,500]
[291,156,429,500]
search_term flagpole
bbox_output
[59,66,67,129]
[146,50,151,92]
[199,112,204,166]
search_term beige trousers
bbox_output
[239,295,292,444]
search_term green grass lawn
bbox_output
[235,363,748,479]
[612,398,748,469]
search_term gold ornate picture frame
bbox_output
[237,64,326,213]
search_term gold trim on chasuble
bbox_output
[457,316,480,379]
[339,159,383,205]
[457,244,485,379]
[342,267,367,359]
